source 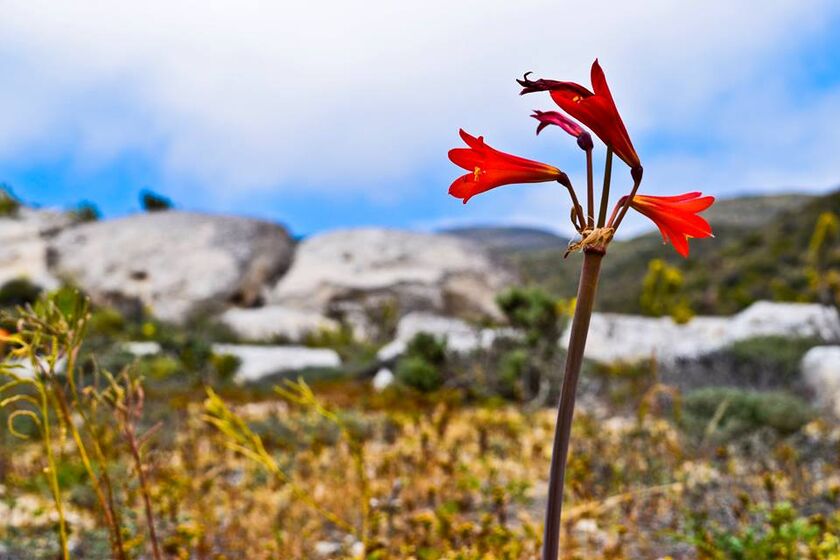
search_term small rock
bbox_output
[123,341,162,356]
[349,541,365,557]
[314,541,342,556]
[372,368,395,391]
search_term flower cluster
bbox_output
[448,59,714,257]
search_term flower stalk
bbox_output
[597,148,613,227]
[448,57,716,560]
[542,246,604,560]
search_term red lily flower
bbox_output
[616,192,715,257]
[531,110,594,151]
[448,129,564,204]
[519,59,640,169]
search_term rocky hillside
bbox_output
[442,226,567,254]
[1,189,831,335]
[504,191,835,314]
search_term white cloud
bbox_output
[0,0,837,217]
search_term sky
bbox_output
[0,1,839,238]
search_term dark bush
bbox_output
[0,278,42,308]
[140,189,173,212]
[727,336,819,381]
[70,201,101,223]
[665,335,820,393]
[405,332,446,366]
[0,184,21,217]
[497,349,528,399]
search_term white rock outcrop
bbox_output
[0,208,73,289]
[376,312,507,361]
[212,344,341,383]
[219,305,338,342]
[270,229,511,335]
[801,346,840,418]
[48,211,294,322]
[565,301,840,364]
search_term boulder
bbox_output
[569,301,840,364]
[0,208,73,290]
[212,344,341,383]
[218,305,338,342]
[48,211,294,322]
[270,228,511,336]
[801,346,840,418]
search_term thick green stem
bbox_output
[597,149,613,228]
[585,149,594,229]
[542,248,604,560]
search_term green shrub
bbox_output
[211,353,241,382]
[395,356,443,393]
[640,258,693,323]
[496,286,562,348]
[136,355,181,380]
[495,286,569,400]
[405,332,446,366]
[498,349,528,399]
[681,387,814,442]
[393,332,448,393]
[87,307,127,338]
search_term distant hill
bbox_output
[504,191,837,314]
[442,226,567,253]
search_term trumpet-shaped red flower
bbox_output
[519,59,640,169]
[448,129,564,204]
[617,192,714,257]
